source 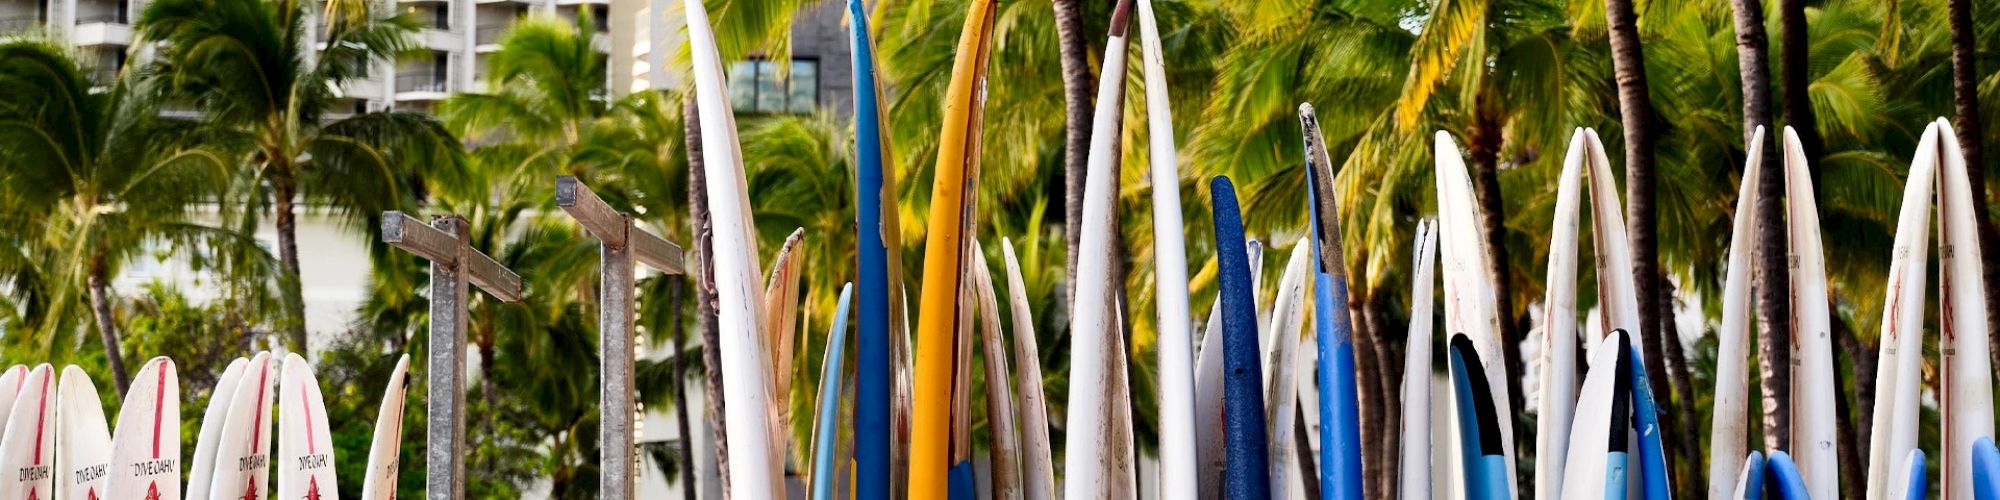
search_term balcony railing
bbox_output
[395,74,448,93]
[476,25,506,45]
[75,12,126,24]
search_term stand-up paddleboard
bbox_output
[1974,439,2000,500]
[970,250,1022,498]
[1060,0,1135,497]
[1298,105,1363,500]
[187,358,247,500]
[907,0,999,496]
[277,354,336,500]
[1735,452,1766,500]
[1535,129,1589,500]
[1936,118,1994,500]
[1560,330,1633,499]
[1711,127,1769,500]
[810,284,855,500]
[847,0,907,495]
[1446,335,1508,500]
[1778,126,1841,500]
[1864,122,1941,500]
[358,355,409,500]
[1765,451,1811,500]
[0,365,54,500]
[55,366,111,500]
[1399,220,1438,500]
[1894,450,1925,500]
[685,0,782,492]
[1263,238,1313,493]
[999,239,1054,500]
[1433,131,1518,496]
[1213,176,1271,499]
[0,366,27,440]
[107,358,180,500]
[207,352,274,500]
[766,228,807,472]
[1620,331,1670,499]
[1134,1,1196,495]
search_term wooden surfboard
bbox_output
[1399,219,1438,500]
[55,366,111,500]
[999,239,1054,500]
[358,355,409,500]
[1865,122,1939,500]
[187,358,247,500]
[1780,126,1841,500]
[205,352,273,500]
[0,364,54,500]
[1936,118,1993,500]
[107,357,180,500]
[1535,129,1589,500]
[1710,126,1769,500]
[277,354,337,500]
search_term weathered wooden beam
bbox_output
[556,176,687,275]
[384,211,523,302]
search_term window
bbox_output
[727,59,817,114]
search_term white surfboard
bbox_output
[1560,331,1632,499]
[1061,0,1135,496]
[278,354,337,500]
[683,0,778,494]
[107,357,180,500]
[1264,238,1312,495]
[1534,129,1588,500]
[1862,123,1939,500]
[969,247,1022,497]
[1399,219,1438,500]
[0,366,30,449]
[1779,126,1841,500]
[1580,129,1642,345]
[0,364,55,500]
[55,366,111,500]
[358,355,410,500]
[1432,131,1517,496]
[205,352,273,500]
[999,239,1055,500]
[1709,126,1771,500]
[1134,0,1195,495]
[1936,117,1993,500]
[187,358,247,500]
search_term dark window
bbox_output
[726,59,817,114]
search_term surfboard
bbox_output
[998,239,1054,500]
[811,284,855,500]
[1560,330,1633,499]
[1433,131,1517,496]
[0,366,27,443]
[1212,176,1271,499]
[107,358,180,500]
[1535,129,1589,500]
[1973,438,2000,500]
[1863,122,1940,500]
[1735,452,1766,500]
[1193,277,1227,500]
[0,365,54,500]
[949,247,976,500]
[1059,0,1135,497]
[765,228,807,471]
[968,249,1022,498]
[1710,126,1769,500]
[1766,451,1811,500]
[358,355,409,500]
[684,0,781,493]
[187,358,247,500]
[55,366,111,500]
[1777,126,1841,500]
[846,0,906,495]
[1580,129,1641,346]
[1446,335,1509,500]
[277,354,336,500]
[1936,118,1994,500]
[206,352,273,500]
[906,0,999,496]
[1894,449,1925,500]
[1297,104,1363,500]
[1399,219,1438,500]
[1619,330,1671,499]
[1134,0,1196,495]
[1263,238,1312,493]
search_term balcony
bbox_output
[475,25,505,47]
[395,73,448,93]
[0,16,42,33]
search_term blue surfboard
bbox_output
[848,1,895,498]
[1212,176,1271,499]
[1736,452,1766,500]
[1616,329,1671,500]
[1765,451,1811,500]
[810,284,855,500]
[1973,437,2000,500]
[948,460,974,499]
[1448,335,1508,500]
[1899,449,1925,500]
[1300,106,1361,500]
[1603,331,1635,500]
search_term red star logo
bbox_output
[144,483,161,500]
[304,477,323,500]
[241,479,258,500]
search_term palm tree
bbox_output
[0,39,249,394]
[1054,0,1092,326]
[136,0,462,352]
[1778,0,1823,164]
[1727,0,1792,457]
[1945,0,2000,381]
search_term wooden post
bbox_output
[556,175,688,499]
[380,212,523,500]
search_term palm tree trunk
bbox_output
[1604,0,1675,458]
[1466,94,1524,432]
[1346,289,1387,497]
[1362,292,1398,499]
[1729,0,1792,453]
[684,96,731,500]
[668,276,697,500]
[1659,272,1699,495]
[272,174,310,353]
[1832,315,1867,500]
[1945,0,2000,380]
[1778,0,1822,163]
[1053,0,1093,334]
[479,323,498,474]
[87,259,131,395]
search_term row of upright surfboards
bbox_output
[0,353,409,500]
